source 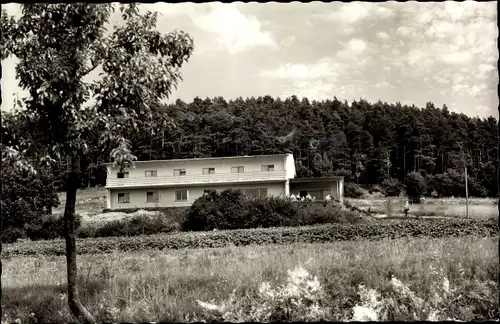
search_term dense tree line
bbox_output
[2,96,498,197]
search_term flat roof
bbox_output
[102,153,292,166]
[290,176,344,183]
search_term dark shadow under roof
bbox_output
[290,176,344,183]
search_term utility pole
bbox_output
[460,144,469,220]
[465,165,469,220]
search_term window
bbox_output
[240,188,267,198]
[146,191,159,203]
[231,166,244,173]
[117,172,129,178]
[261,165,275,172]
[202,167,215,175]
[175,189,188,201]
[117,193,130,203]
[145,170,158,177]
[174,169,186,176]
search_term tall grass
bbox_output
[2,236,497,323]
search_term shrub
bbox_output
[381,178,404,197]
[77,213,180,238]
[432,173,454,197]
[183,189,248,231]
[344,182,365,198]
[468,177,488,198]
[1,227,26,243]
[26,213,83,241]
[183,189,364,232]
[405,172,427,203]
[4,218,498,258]
[195,265,330,322]
[196,265,498,322]
[244,196,299,228]
[1,162,59,243]
[296,202,362,225]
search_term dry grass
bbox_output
[2,236,498,323]
[54,187,107,219]
[350,197,498,220]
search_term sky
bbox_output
[1,1,498,119]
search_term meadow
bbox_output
[3,188,497,323]
[348,197,498,220]
[2,235,498,323]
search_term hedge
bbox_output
[3,218,497,258]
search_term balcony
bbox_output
[106,171,288,189]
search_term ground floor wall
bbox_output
[290,180,343,201]
[109,182,286,209]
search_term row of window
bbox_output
[117,165,275,178]
[117,187,269,204]
[117,189,188,203]
[203,188,268,198]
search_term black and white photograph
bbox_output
[1,1,498,323]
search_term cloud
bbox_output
[376,32,390,40]
[373,1,498,104]
[374,81,395,89]
[260,57,347,80]
[440,51,473,65]
[329,2,370,24]
[477,63,497,76]
[337,38,367,58]
[280,35,296,49]
[193,4,278,54]
[259,53,372,102]
[323,3,395,25]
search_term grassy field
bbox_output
[54,187,107,219]
[2,235,498,323]
[348,197,498,220]
[14,188,492,322]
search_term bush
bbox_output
[244,196,299,228]
[467,177,488,198]
[1,162,60,243]
[432,173,454,197]
[26,213,83,241]
[1,227,26,243]
[5,218,497,258]
[183,189,248,231]
[405,172,427,203]
[344,182,365,198]
[77,213,180,238]
[182,189,363,232]
[381,178,404,197]
[296,202,362,225]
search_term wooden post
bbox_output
[464,166,469,220]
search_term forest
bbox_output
[2,95,498,197]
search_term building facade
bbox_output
[104,154,343,210]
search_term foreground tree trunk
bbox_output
[64,154,96,323]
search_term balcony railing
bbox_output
[106,171,288,188]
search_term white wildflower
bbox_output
[442,277,450,295]
[258,282,275,299]
[196,300,222,312]
[352,305,379,322]
[287,266,310,286]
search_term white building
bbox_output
[104,153,343,210]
